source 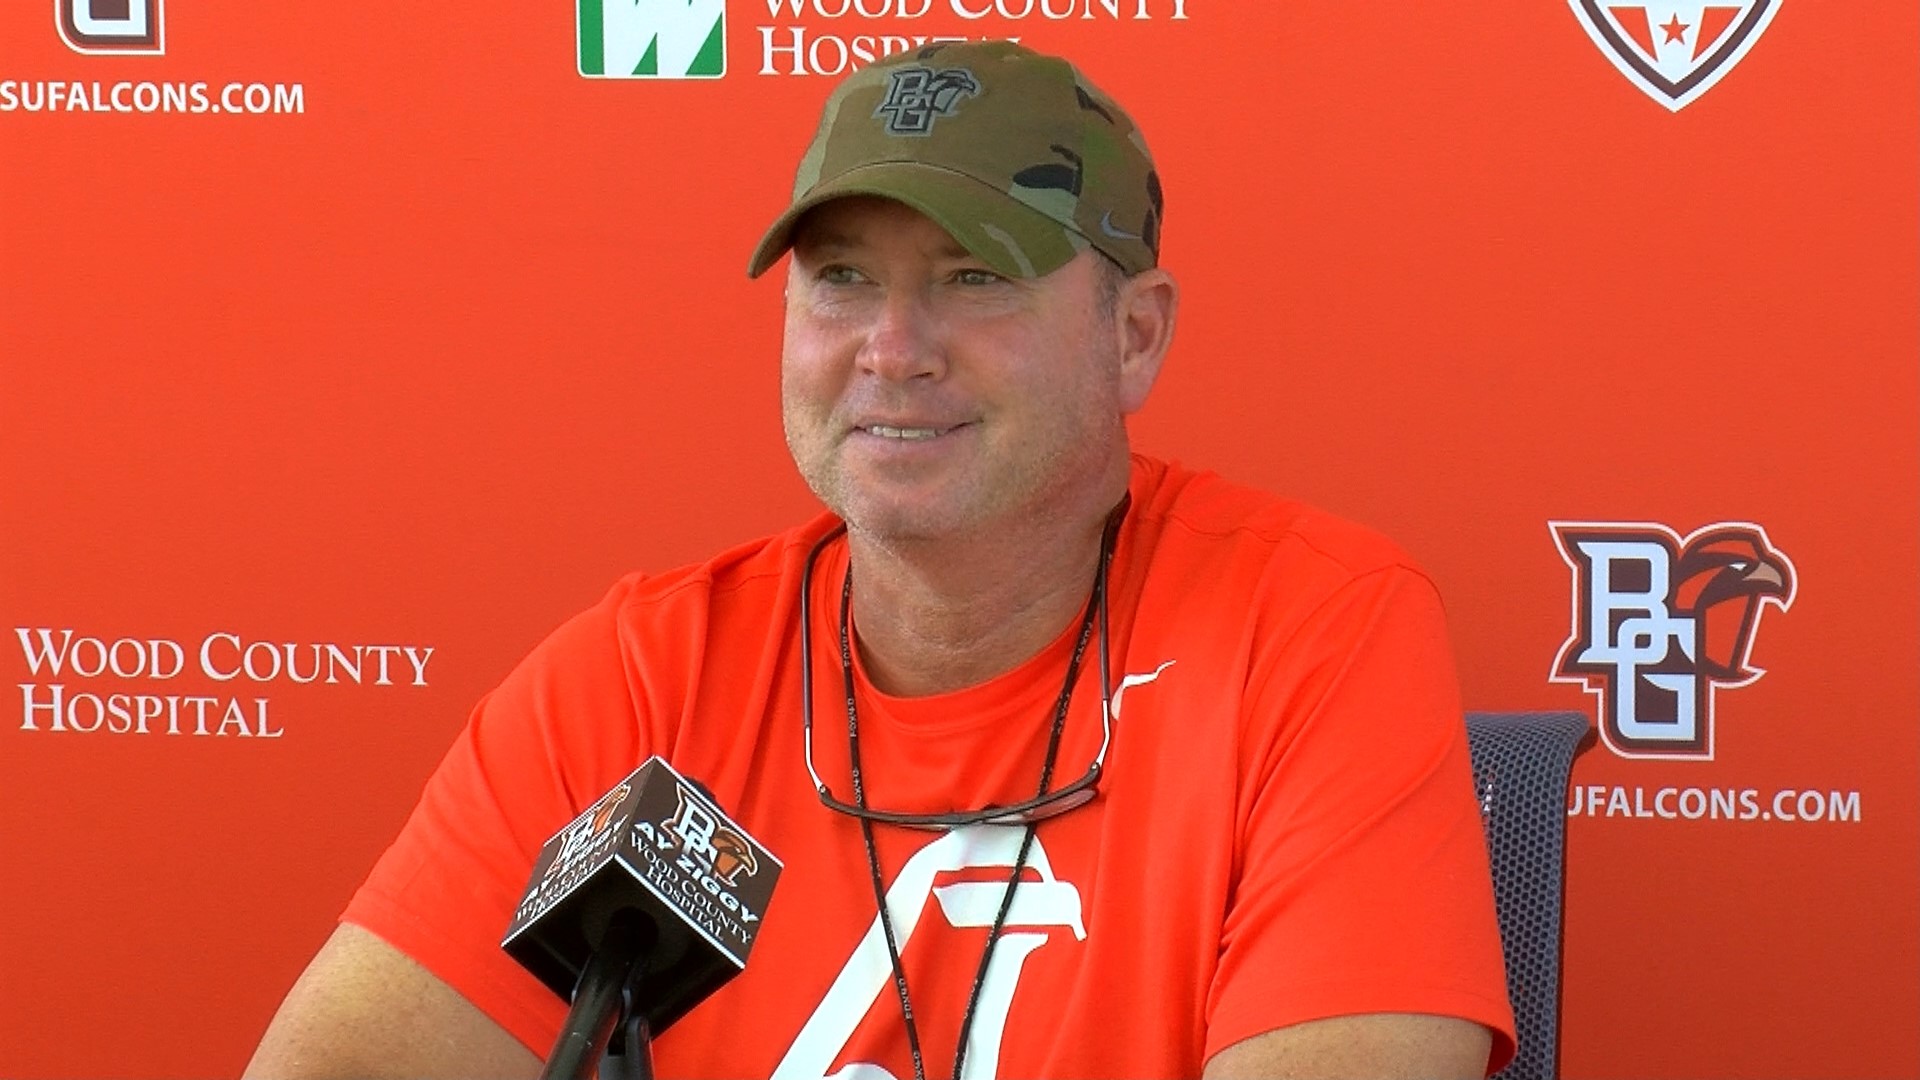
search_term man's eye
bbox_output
[818,265,866,285]
[953,268,1003,286]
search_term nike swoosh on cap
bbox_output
[1099,211,1142,242]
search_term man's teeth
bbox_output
[867,425,944,440]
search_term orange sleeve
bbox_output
[1205,565,1518,1074]
[340,577,651,1058]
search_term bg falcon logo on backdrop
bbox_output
[1550,521,1795,760]
[57,0,163,55]
[21,0,305,116]
[1568,0,1780,110]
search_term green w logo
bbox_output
[579,0,726,79]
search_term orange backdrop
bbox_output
[2,2,1915,1077]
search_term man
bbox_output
[247,41,1515,1079]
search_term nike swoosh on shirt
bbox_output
[1109,660,1176,720]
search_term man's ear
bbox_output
[1114,267,1179,414]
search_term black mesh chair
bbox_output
[1465,711,1592,1080]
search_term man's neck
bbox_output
[844,479,1127,698]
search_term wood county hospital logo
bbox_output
[579,0,726,78]
[1551,521,1795,760]
[1568,0,1780,110]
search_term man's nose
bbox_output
[857,288,945,382]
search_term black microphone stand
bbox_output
[600,1001,656,1080]
[538,910,657,1080]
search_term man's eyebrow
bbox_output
[794,229,858,255]
[933,238,976,261]
[792,228,976,263]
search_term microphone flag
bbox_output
[502,755,782,1035]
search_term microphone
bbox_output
[502,756,782,1080]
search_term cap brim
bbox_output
[746,161,1087,281]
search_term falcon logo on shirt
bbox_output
[1550,521,1795,760]
[1567,0,1781,110]
[773,826,1085,1080]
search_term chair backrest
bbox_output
[1465,711,1592,1080]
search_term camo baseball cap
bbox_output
[747,40,1162,281]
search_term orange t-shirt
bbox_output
[344,455,1517,1076]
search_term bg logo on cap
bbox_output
[57,0,164,56]
[874,67,981,136]
[1551,521,1795,760]
[578,0,725,79]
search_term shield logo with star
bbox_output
[1568,1,1780,111]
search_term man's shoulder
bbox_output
[508,513,838,689]
[576,513,841,643]
[1132,455,1424,585]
